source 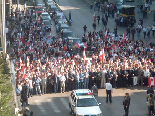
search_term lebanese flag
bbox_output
[112,39,115,51]
[22,65,25,79]
[27,56,30,67]
[29,45,33,52]
[93,13,95,21]
[148,77,155,87]
[20,57,22,68]
[76,43,87,48]
[26,39,30,46]
[47,56,49,62]
[122,31,125,46]
[105,29,108,39]
[83,48,86,63]
[99,48,105,61]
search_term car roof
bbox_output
[42,12,49,15]
[62,29,73,32]
[122,5,135,8]
[73,89,91,94]
[77,95,94,99]
[68,37,80,39]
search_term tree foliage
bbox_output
[0,55,13,116]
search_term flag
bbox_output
[83,48,86,63]
[76,43,87,48]
[29,45,33,52]
[112,39,115,51]
[20,57,22,68]
[99,48,105,61]
[27,56,30,67]
[26,39,30,46]
[22,65,25,79]
[93,13,95,21]
[148,77,155,87]
[105,29,108,39]
[122,31,125,46]
[47,56,49,62]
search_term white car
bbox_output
[69,89,102,116]
[41,12,51,21]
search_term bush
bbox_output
[0,55,13,116]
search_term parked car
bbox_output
[41,12,51,21]
[43,20,51,31]
[48,5,59,18]
[61,29,75,39]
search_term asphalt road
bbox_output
[56,0,155,43]
[28,87,149,116]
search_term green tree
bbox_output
[0,56,13,116]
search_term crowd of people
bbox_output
[7,0,155,111]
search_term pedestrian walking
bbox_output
[90,4,93,12]
[91,83,98,101]
[126,26,130,38]
[83,25,87,34]
[147,25,151,37]
[152,25,155,37]
[114,26,117,37]
[148,94,154,116]
[123,93,130,116]
[92,22,96,30]
[97,14,100,25]
[69,11,71,21]
[105,80,113,103]
[131,27,136,40]
[143,27,147,38]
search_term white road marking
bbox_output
[60,98,70,110]
[47,99,61,113]
[34,100,47,115]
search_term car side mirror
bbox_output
[98,103,101,105]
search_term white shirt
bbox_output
[105,83,113,91]
[59,75,66,82]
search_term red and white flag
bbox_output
[93,13,95,21]
[27,56,30,67]
[20,57,22,68]
[112,39,115,51]
[83,48,86,63]
[29,45,33,52]
[122,31,125,46]
[26,39,30,46]
[76,43,87,48]
[99,48,105,61]
[105,29,108,39]
[148,77,155,87]
[22,65,25,79]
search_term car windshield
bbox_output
[36,8,43,11]
[63,32,74,38]
[42,14,48,17]
[49,7,58,11]
[42,16,49,19]
[68,39,81,43]
[77,98,98,107]
[44,21,51,25]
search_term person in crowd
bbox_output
[35,76,41,96]
[41,73,47,94]
[59,72,66,93]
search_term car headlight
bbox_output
[50,13,52,15]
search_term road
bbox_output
[28,87,149,116]
[56,0,155,43]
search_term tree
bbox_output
[0,55,13,116]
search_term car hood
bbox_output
[76,106,102,115]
